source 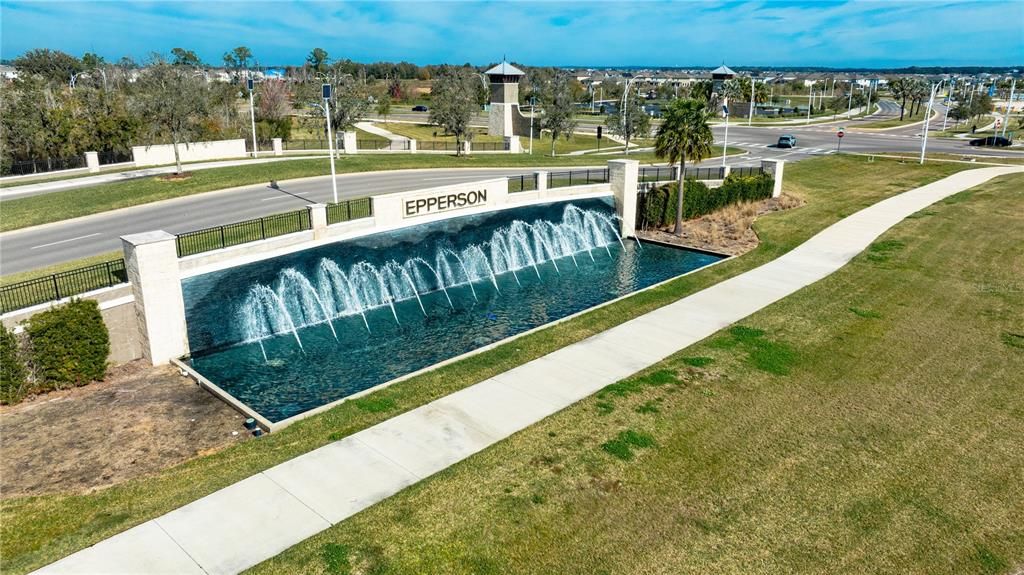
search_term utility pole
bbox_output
[919,82,938,164]
[847,81,854,117]
[322,83,338,203]
[247,74,259,158]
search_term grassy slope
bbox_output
[0,153,666,233]
[0,251,122,287]
[0,156,974,574]
[250,173,1024,575]
[856,106,930,129]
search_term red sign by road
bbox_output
[837,130,845,138]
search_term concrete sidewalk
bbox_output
[32,165,1023,575]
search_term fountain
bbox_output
[184,198,724,423]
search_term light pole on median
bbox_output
[919,82,938,165]
[529,95,536,155]
[722,104,730,168]
[322,82,339,204]
[747,76,755,126]
[1002,78,1016,139]
[847,81,854,118]
[806,83,813,124]
[247,74,259,159]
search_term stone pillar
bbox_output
[722,165,732,179]
[85,151,100,173]
[121,231,188,366]
[534,171,548,193]
[463,140,472,156]
[761,159,786,198]
[672,164,681,181]
[308,203,328,239]
[609,159,640,238]
[342,131,358,154]
[409,139,417,154]
[272,138,283,156]
[506,136,522,153]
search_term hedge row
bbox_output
[638,173,774,229]
[1,299,110,405]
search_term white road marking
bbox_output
[31,233,101,250]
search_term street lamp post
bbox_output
[529,95,536,155]
[622,77,637,156]
[747,76,755,126]
[919,82,938,164]
[247,75,259,159]
[847,80,854,118]
[722,104,730,168]
[806,84,813,124]
[322,83,339,204]
[1002,78,1016,139]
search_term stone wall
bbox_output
[132,139,248,167]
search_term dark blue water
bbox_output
[183,198,722,422]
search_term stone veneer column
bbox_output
[342,132,358,154]
[409,139,417,154]
[608,159,640,238]
[761,159,786,198]
[121,231,188,365]
[722,165,732,179]
[308,203,328,239]
[85,151,100,173]
[272,138,283,156]
[463,140,472,156]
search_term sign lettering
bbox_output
[404,189,489,218]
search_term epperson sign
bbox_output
[404,189,488,218]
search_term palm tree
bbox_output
[654,98,715,235]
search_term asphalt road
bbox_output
[3,102,1023,276]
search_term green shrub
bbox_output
[0,327,28,404]
[638,173,773,229]
[26,299,109,390]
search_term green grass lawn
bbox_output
[856,105,932,129]
[0,155,978,575]
[375,123,505,144]
[248,172,1024,575]
[1,153,672,233]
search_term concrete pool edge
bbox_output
[179,242,735,432]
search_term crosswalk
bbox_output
[724,142,838,155]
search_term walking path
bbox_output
[354,121,411,151]
[32,165,1023,575]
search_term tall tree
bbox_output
[12,48,83,85]
[888,77,911,121]
[256,79,290,121]
[231,46,252,69]
[171,47,202,67]
[541,74,579,156]
[605,92,651,154]
[375,95,392,124]
[307,48,329,74]
[81,52,105,69]
[133,63,213,174]
[654,98,714,235]
[429,66,479,156]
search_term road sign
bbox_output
[597,126,603,139]
[837,130,845,138]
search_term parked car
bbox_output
[412,105,429,112]
[777,134,797,148]
[969,136,1012,147]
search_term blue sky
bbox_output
[1,1,1021,68]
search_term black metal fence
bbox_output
[470,141,510,151]
[283,139,331,151]
[3,156,87,176]
[730,166,765,178]
[356,139,393,151]
[176,209,312,257]
[0,259,128,314]
[508,174,538,193]
[326,197,374,225]
[547,168,610,189]
[639,166,674,183]
[417,140,460,152]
